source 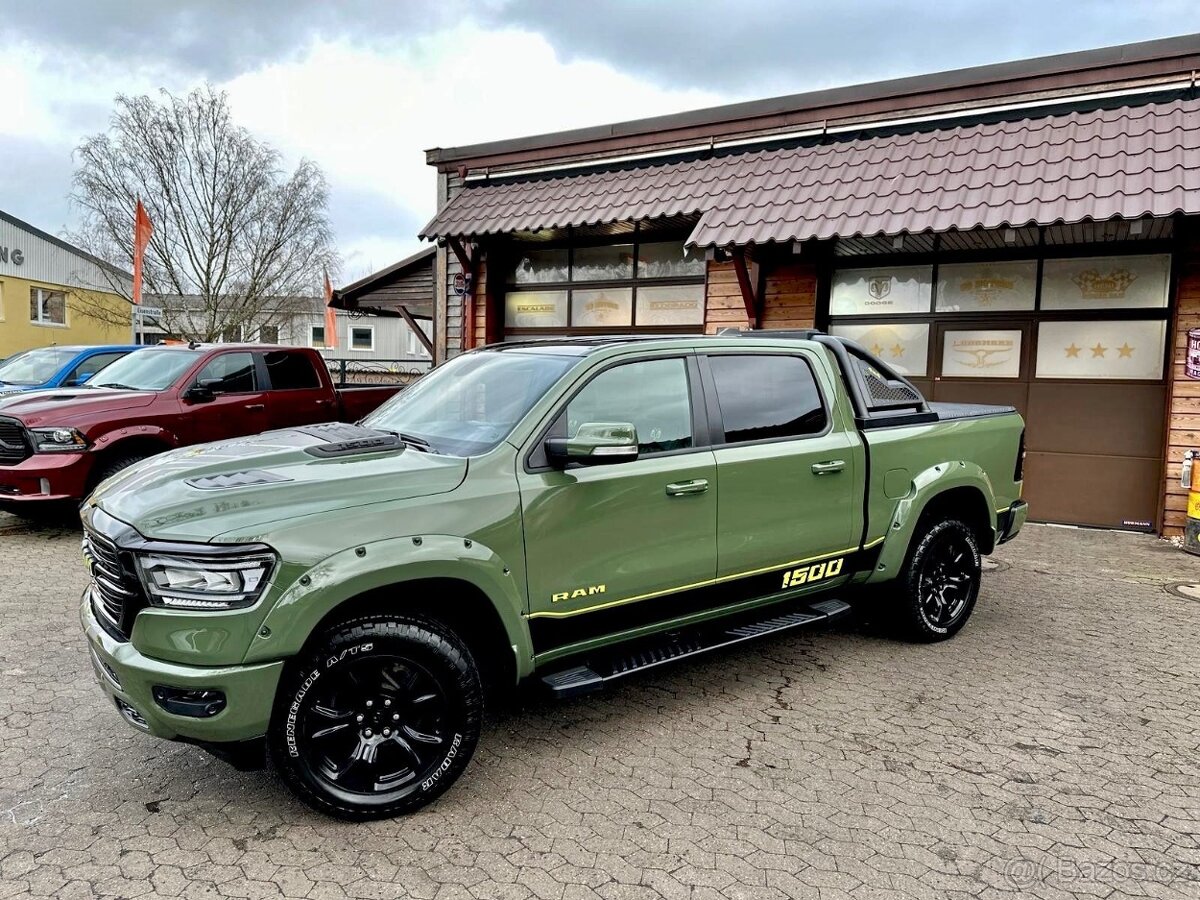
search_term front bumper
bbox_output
[996,499,1028,544]
[0,452,93,502]
[80,586,284,743]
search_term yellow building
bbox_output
[0,209,133,358]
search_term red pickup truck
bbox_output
[0,344,401,515]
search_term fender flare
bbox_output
[866,461,998,583]
[244,533,533,678]
[91,425,178,455]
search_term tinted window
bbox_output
[196,352,257,394]
[709,355,826,443]
[265,350,321,390]
[566,358,692,454]
[69,352,128,384]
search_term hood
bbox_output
[89,424,468,542]
[0,388,158,423]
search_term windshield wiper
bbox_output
[93,382,143,391]
[380,429,440,454]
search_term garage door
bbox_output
[828,253,1171,530]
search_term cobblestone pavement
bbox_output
[1,515,1200,900]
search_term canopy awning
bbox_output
[420,97,1200,248]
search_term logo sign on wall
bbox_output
[941,329,1023,379]
[1186,329,1200,380]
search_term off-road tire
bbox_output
[268,615,483,820]
[895,518,982,642]
[88,453,150,496]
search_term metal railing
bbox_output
[322,358,431,387]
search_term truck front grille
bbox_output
[83,525,145,641]
[0,417,30,465]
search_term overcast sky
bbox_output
[0,1,1195,281]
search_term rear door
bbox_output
[518,354,716,654]
[181,351,269,444]
[701,350,861,586]
[262,349,336,429]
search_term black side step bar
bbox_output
[541,597,851,699]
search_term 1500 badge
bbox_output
[781,557,843,589]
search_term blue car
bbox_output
[0,345,143,396]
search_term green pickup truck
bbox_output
[80,331,1027,819]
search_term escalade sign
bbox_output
[0,247,25,266]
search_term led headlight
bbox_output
[134,550,277,610]
[30,427,88,452]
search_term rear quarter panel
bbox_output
[861,412,1024,582]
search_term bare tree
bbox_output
[70,85,337,341]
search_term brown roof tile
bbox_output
[419,98,1200,247]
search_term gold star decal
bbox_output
[890,343,904,358]
[1118,343,1134,358]
[870,343,883,356]
[1091,343,1107,358]
[1064,343,1081,358]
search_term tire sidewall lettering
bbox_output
[285,642,375,758]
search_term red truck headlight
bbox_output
[30,427,88,452]
[134,549,277,610]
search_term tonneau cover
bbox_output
[928,402,1017,421]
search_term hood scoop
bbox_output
[296,422,404,458]
[186,470,293,491]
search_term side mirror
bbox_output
[184,380,217,403]
[546,422,639,467]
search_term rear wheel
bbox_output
[895,518,981,642]
[268,615,483,820]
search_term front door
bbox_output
[180,351,269,444]
[702,351,860,580]
[518,355,716,654]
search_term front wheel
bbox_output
[268,615,483,820]
[895,518,982,642]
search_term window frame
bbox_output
[524,351,710,472]
[29,286,68,327]
[349,325,375,352]
[67,351,128,386]
[501,225,707,337]
[262,349,323,391]
[309,323,328,349]
[697,350,833,449]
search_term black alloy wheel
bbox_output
[897,518,982,641]
[270,615,482,819]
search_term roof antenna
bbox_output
[187,340,200,350]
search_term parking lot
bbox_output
[0,517,1198,900]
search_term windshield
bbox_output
[363,351,577,456]
[90,350,198,391]
[0,348,77,385]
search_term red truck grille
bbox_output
[0,417,30,465]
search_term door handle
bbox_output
[245,403,265,411]
[666,479,709,497]
[811,460,846,475]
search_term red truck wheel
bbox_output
[268,614,483,820]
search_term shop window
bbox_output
[635,285,706,326]
[1041,254,1170,310]
[572,244,634,281]
[510,248,569,284]
[830,265,933,316]
[350,326,374,351]
[829,322,930,376]
[571,288,633,327]
[637,242,705,279]
[504,290,569,328]
[936,260,1036,312]
[708,355,827,443]
[941,329,1023,379]
[29,287,67,325]
[1035,320,1166,380]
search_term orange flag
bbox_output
[323,268,337,349]
[132,200,152,305]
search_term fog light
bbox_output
[152,686,227,718]
[115,697,150,730]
